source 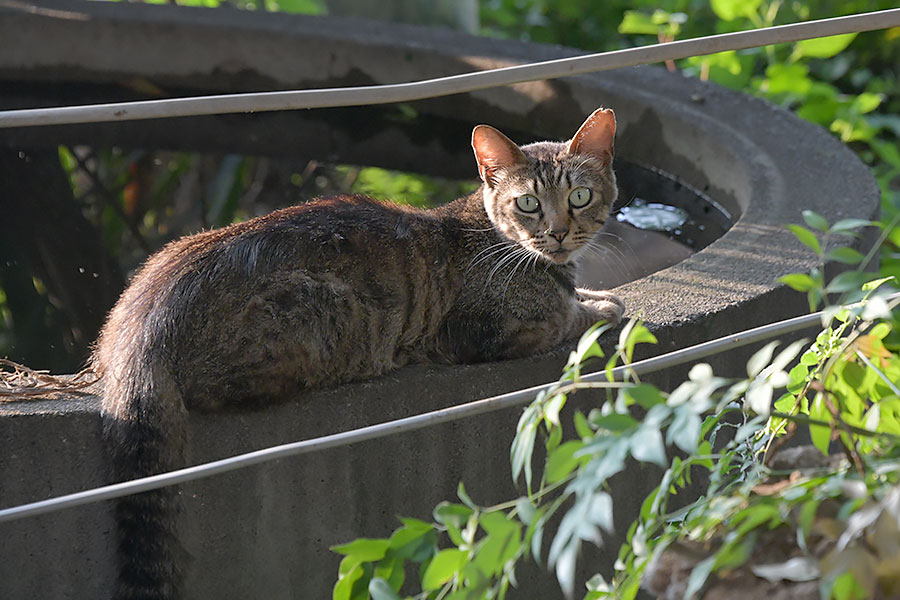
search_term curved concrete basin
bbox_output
[0,1,880,598]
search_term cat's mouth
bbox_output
[546,247,574,264]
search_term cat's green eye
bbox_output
[515,194,541,213]
[568,187,592,208]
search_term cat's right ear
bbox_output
[472,125,527,187]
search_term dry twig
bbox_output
[0,359,99,399]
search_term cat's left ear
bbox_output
[566,108,616,168]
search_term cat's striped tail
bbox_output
[99,350,188,600]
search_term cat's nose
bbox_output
[546,228,568,242]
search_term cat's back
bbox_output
[111,194,447,311]
[95,194,467,405]
[201,194,444,271]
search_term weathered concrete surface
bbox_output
[0,1,881,599]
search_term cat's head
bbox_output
[472,108,617,265]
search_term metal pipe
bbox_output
[0,9,898,128]
[3,295,881,523]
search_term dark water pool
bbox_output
[614,161,734,252]
[578,161,736,289]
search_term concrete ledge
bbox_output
[0,1,881,598]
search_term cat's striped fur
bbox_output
[93,108,624,599]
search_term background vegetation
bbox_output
[2,0,899,598]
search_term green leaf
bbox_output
[544,393,566,428]
[828,219,874,233]
[388,521,435,560]
[684,556,716,598]
[480,511,519,537]
[474,514,522,577]
[747,341,779,379]
[268,0,326,14]
[667,407,701,454]
[374,557,405,593]
[872,139,900,170]
[623,322,658,362]
[511,419,536,487]
[747,381,774,416]
[545,422,562,454]
[778,273,817,293]
[809,394,832,455]
[630,424,667,467]
[457,482,476,510]
[333,561,364,600]
[795,33,857,59]
[869,322,892,340]
[826,247,865,265]
[862,276,894,292]
[787,224,822,255]
[765,63,812,95]
[434,503,474,530]
[332,538,390,561]
[799,500,819,538]
[788,363,810,393]
[574,410,593,439]
[618,10,659,35]
[369,577,402,600]
[802,210,828,232]
[852,92,882,115]
[710,0,760,21]
[590,413,639,432]
[422,549,468,591]
[570,322,610,367]
[545,440,585,483]
[625,383,665,409]
[826,271,875,294]
[515,497,537,525]
[338,555,361,577]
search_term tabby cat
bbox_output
[93,107,624,599]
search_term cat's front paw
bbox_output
[589,299,624,326]
[578,289,625,327]
[577,287,625,309]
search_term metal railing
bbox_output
[0,303,874,523]
[0,7,898,523]
[0,9,898,128]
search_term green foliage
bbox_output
[342,166,479,208]
[332,210,900,598]
[312,4,900,597]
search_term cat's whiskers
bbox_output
[582,238,635,283]
[484,244,532,291]
[482,246,519,287]
[593,230,641,265]
[500,246,540,300]
[583,245,630,284]
[468,241,517,271]
[585,236,631,267]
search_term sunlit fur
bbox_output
[482,141,617,266]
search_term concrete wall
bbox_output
[0,1,881,598]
